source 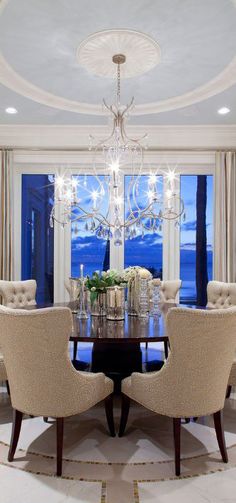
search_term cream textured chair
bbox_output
[207,280,236,309]
[0,280,37,393]
[0,305,114,476]
[0,279,37,308]
[207,280,236,397]
[147,279,182,357]
[119,307,236,476]
[159,280,182,303]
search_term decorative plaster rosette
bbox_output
[76,29,161,78]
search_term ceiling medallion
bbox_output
[76,29,161,78]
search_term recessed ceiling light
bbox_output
[218,107,230,115]
[5,107,18,114]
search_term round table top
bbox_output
[29,302,198,343]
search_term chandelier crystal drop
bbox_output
[50,53,185,246]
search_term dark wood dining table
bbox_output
[28,301,195,391]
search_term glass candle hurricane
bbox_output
[106,286,125,320]
[77,279,89,319]
[68,277,80,313]
[90,291,107,316]
[138,278,149,318]
[152,284,161,317]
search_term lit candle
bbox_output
[80,264,84,279]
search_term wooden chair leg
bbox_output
[164,340,169,360]
[226,385,232,399]
[56,418,64,476]
[73,341,78,361]
[173,418,181,476]
[6,380,10,396]
[104,394,115,437]
[8,409,23,462]
[119,394,130,437]
[213,410,228,463]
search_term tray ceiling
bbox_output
[0,0,236,125]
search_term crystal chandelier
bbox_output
[50,53,185,246]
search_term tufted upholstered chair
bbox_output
[0,280,37,393]
[207,280,236,397]
[119,307,236,476]
[0,305,114,476]
[207,281,236,309]
[159,280,182,303]
[0,279,37,309]
[147,279,182,356]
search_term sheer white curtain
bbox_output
[214,151,236,282]
[0,149,13,280]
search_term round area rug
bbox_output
[1,396,236,503]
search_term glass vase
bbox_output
[68,277,80,313]
[151,284,162,317]
[127,281,138,316]
[138,278,149,318]
[90,291,107,316]
[106,286,125,320]
[77,280,89,319]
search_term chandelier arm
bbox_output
[92,120,117,150]
[103,99,117,118]
[120,97,135,118]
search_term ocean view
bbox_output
[71,235,213,302]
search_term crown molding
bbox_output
[0,124,236,150]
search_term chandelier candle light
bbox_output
[50,45,185,244]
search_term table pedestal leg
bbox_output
[91,342,142,394]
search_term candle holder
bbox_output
[68,277,80,313]
[151,283,162,317]
[90,291,107,316]
[106,286,125,320]
[138,278,149,318]
[76,279,89,319]
[127,280,138,316]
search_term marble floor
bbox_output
[1,344,236,503]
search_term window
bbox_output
[71,175,110,278]
[124,175,163,278]
[15,160,214,304]
[180,175,213,303]
[21,174,54,303]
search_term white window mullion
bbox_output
[54,169,71,302]
[163,174,180,281]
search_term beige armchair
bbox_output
[147,279,182,356]
[207,280,236,396]
[0,306,114,476]
[119,307,236,476]
[159,280,182,303]
[0,279,37,308]
[207,280,236,309]
[0,279,37,393]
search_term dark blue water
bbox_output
[71,235,212,302]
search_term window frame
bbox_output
[13,151,215,302]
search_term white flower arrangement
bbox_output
[123,266,152,282]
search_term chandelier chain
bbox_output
[117,62,121,105]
